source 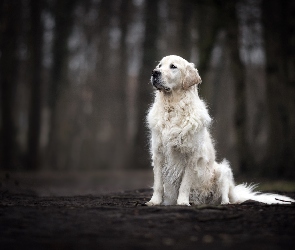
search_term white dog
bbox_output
[146,55,294,206]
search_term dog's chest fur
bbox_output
[147,90,218,203]
[147,90,211,149]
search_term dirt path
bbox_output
[1,188,294,250]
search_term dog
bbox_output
[146,55,294,206]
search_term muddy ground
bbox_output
[0,172,295,250]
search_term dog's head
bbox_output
[151,55,202,93]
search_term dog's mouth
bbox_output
[151,78,171,92]
[154,85,171,92]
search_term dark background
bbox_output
[1,0,295,186]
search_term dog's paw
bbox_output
[145,201,161,206]
[145,196,162,206]
[177,202,191,206]
[177,198,191,206]
[177,195,191,206]
[221,198,230,205]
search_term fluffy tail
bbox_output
[231,183,295,204]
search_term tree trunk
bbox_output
[118,0,133,169]
[0,1,21,170]
[262,0,295,178]
[224,0,250,173]
[84,0,112,169]
[133,0,160,169]
[26,0,43,170]
[178,1,193,60]
[166,0,193,59]
[47,0,77,169]
[195,1,221,97]
[196,1,221,74]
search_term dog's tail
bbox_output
[231,183,295,204]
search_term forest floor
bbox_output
[0,171,295,250]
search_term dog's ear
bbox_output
[182,63,202,90]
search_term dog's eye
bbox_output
[170,64,177,69]
[158,64,162,68]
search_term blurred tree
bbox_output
[95,0,129,169]
[134,0,160,168]
[224,0,250,173]
[0,1,21,170]
[47,0,78,169]
[262,0,295,178]
[165,0,182,55]
[118,0,133,168]
[26,0,44,170]
[84,0,113,169]
[165,0,193,59]
[1,0,293,177]
[178,1,194,60]
[195,0,221,80]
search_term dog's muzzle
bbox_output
[151,70,170,92]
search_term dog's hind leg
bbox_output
[215,160,235,204]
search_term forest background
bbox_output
[1,0,294,184]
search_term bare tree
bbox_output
[195,1,221,83]
[224,0,250,173]
[165,0,193,59]
[87,0,113,169]
[0,1,21,170]
[47,0,77,169]
[26,0,44,170]
[118,0,133,168]
[262,0,295,178]
[134,0,160,169]
[178,1,194,60]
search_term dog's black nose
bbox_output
[152,70,161,77]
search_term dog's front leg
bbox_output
[146,141,164,206]
[146,163,164,206]
[177,166,193,206]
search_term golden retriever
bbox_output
[146,55,294,206]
